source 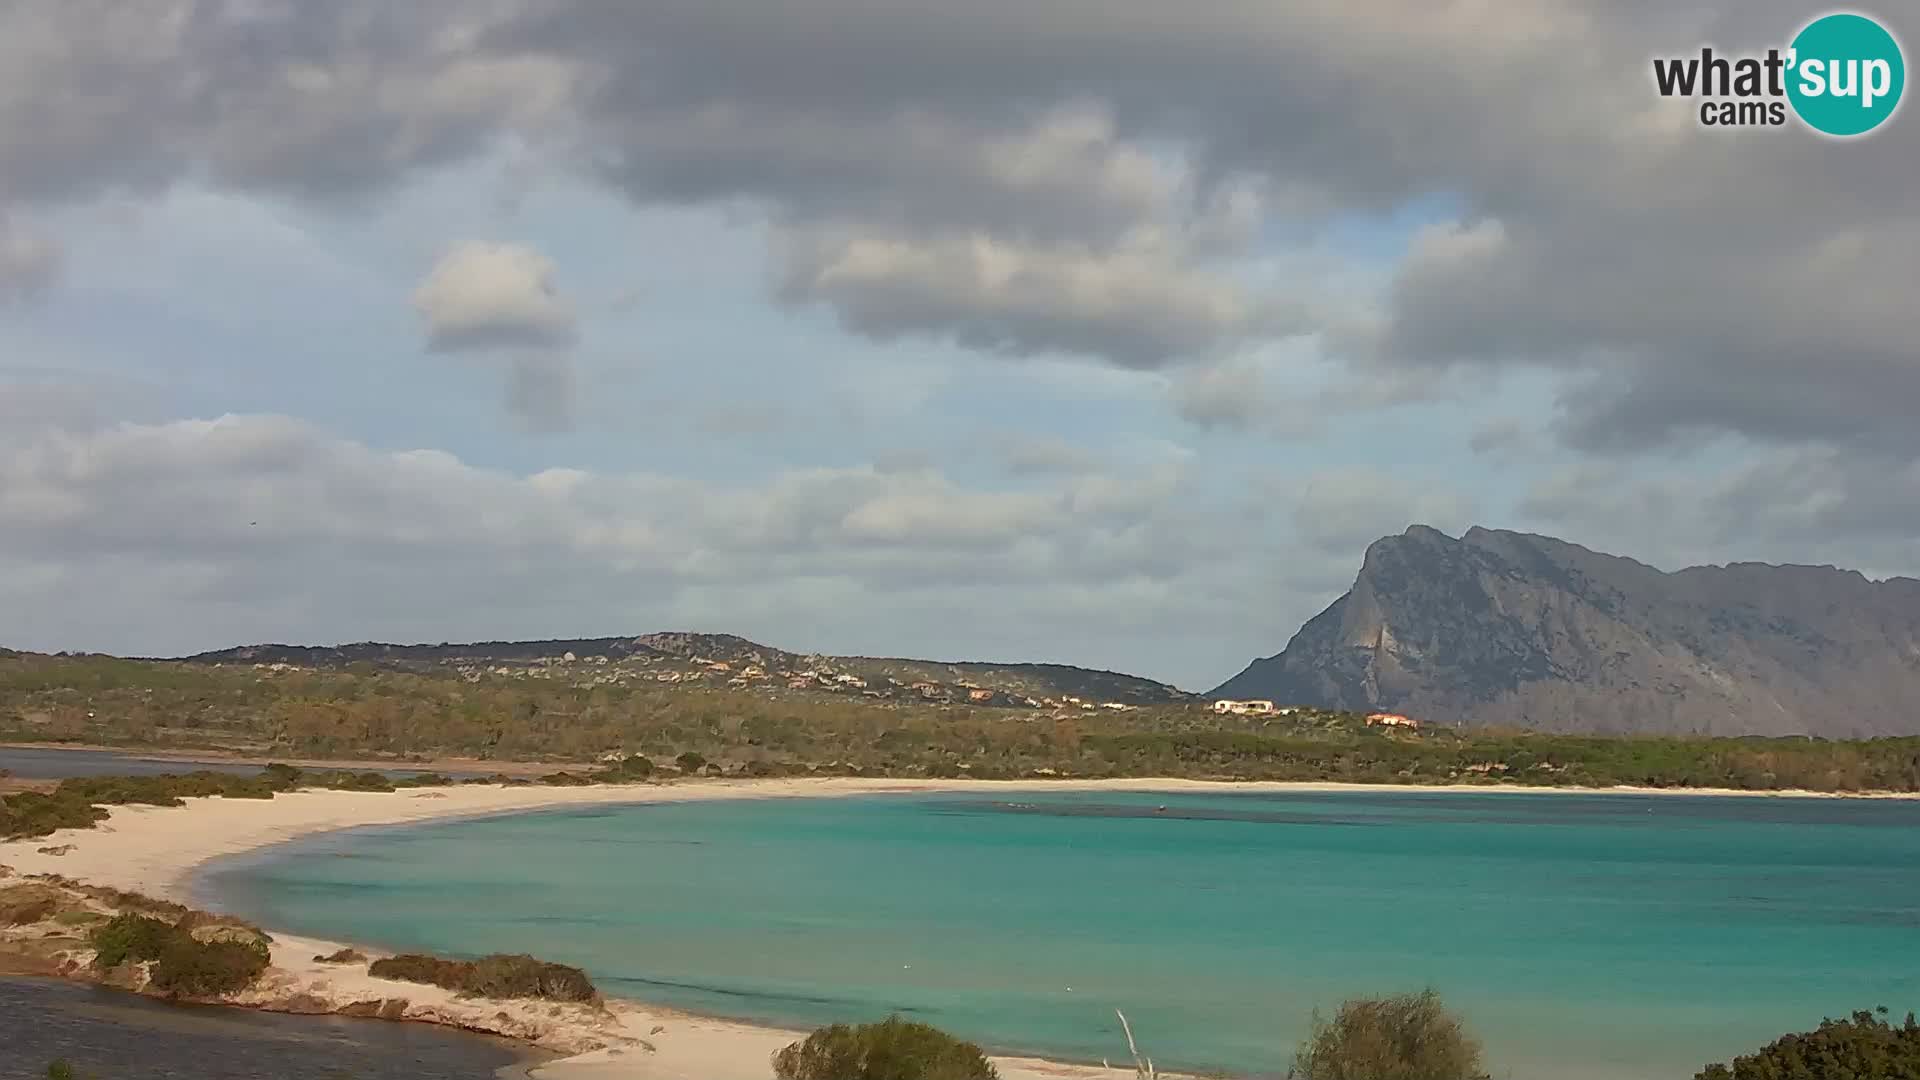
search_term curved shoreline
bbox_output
[5,776,1918,1079]
[2,778,1199,1080]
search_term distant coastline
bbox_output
[5,776,1919,1080]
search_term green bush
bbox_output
[324,771,397,792]
[148,935,269,996]
[1291,990,1489,1080]
[1696,1008,1920,1079]
[149,933,272,991]
[675,751,708,773]
[89,912,269,996]
[394,772,452,787]
[772,1016,998,1080]
[537,771,593,787]
[90,914,177,969]
[0,791,111,839]
[368,951,597,1002]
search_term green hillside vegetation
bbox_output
[3,653,1917,794]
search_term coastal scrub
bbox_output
[773,1016,999,1080]
[367,951,598,1003]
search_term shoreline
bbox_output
[4,776,1917,1080]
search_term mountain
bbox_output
[1212,526,1920,737]
[178,632,1195,709]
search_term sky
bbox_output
[1,1,1916,691]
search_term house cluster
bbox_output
[1211,699,1299,716]
[1365,712,1420,730]
[434,648,1150,713]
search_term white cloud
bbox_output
[412,241,577,351]
[0,412,1306,685]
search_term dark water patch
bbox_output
[601,974,866,1009]
[0,976,536,1080]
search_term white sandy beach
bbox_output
[1,775,1913,1080]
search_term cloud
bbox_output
[775,225,1304,367]
[409,241,579,430]
[0,411,1298,684]
[1000,435,1100,476]
[0,215,60,302]
[0,1,577,206]
[504,352,576,433]
[1170,363,1270,431]
[412,242,577,352]
[1518,447,1920,577]
[1289,467,1477,557]
[6,0,1910,437]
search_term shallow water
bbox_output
[0,976,531,1079]
[204,789,1920,1079]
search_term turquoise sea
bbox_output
[202,789,1920,1079]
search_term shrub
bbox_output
[150,936,269,996]
[3,897,56,926]
[394,772,451,788]
[1696,1007,1920,1079]
[368,951,597,1002]
[325,771,396,793]
[1291,990,1489,1080]
[90,914,177,969]
[772,1016,998,1080]
[0,884,73,926]
[314,947,367,964]
[675,751,708,773]
[89,912,270,996]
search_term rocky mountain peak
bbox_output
[1213,527,1920,737]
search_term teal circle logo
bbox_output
[1787,13,1905,136]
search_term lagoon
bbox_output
[203,789,1920,1079]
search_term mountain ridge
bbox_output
[1213,525,1920,736]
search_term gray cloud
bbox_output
[0,1,575,206]
[504,352,577,433]
[0,0,1913,517]
[0,215,60,302]
[1170,363,1270,431]
[776,225,1305,366]
[1000,435,1101,476]
[1290,467,1478,558]
[1518,446,1920,579]
[11,1,1904,411]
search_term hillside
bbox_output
[178,632,1195,710]
[1213,526,1920,737]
